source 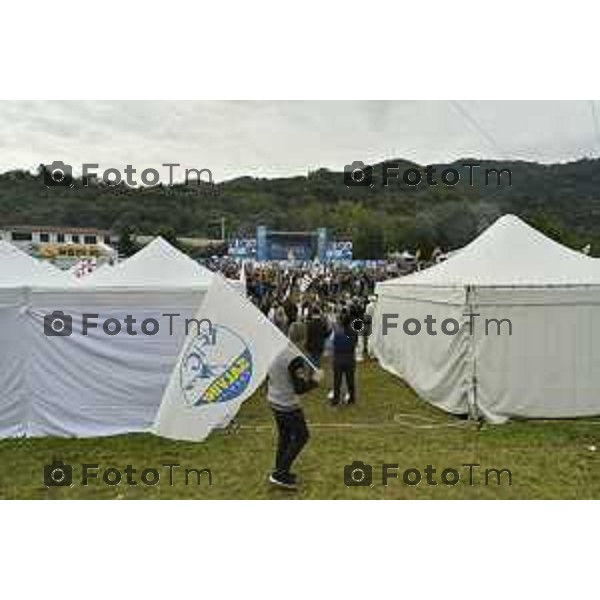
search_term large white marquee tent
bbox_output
[373,214,600,423]
[0,238,232,437]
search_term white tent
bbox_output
[373,214,600,422]
[0,242,72,437]
[0,238,217,437]
[0,240,70,287]
[79,237,245,293]
[81,236,214,289]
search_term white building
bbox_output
[0,225,116,246]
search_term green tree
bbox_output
[117,226,139,257]
[352,214,385,259]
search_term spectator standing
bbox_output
[305,307,331,368]
[331,312,358,406]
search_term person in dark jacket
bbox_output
[305,306,330,368]
[282,293,299,325]
[331,311,358,405]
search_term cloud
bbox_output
[0,100,597,182]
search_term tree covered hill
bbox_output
[1,158,600,257]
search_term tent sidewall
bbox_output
[374,284,600,421]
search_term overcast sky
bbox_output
[0,100,598,182]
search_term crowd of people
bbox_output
[245,267,375,489]
[242,263,385,488]
[243,264,383,373]
[206,259,417,490]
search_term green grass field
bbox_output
[1,360,599,499]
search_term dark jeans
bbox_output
[333,362,356,403]
[272,408,309,476]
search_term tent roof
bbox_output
[0,240,70,287]
[378,214,600,288]
[81,237,214,289]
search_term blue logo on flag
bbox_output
[179,324,253,406]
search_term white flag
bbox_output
[152,275,293,442]
[299,274,313,292]
[239,260,247,287]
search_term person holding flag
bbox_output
[267,321,321,489]
[153,274,320,493]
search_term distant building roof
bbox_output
[265,230,318,237]
[0,225,114,234]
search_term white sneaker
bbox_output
[269,473,297,489]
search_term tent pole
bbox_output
[465,284,480,423]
